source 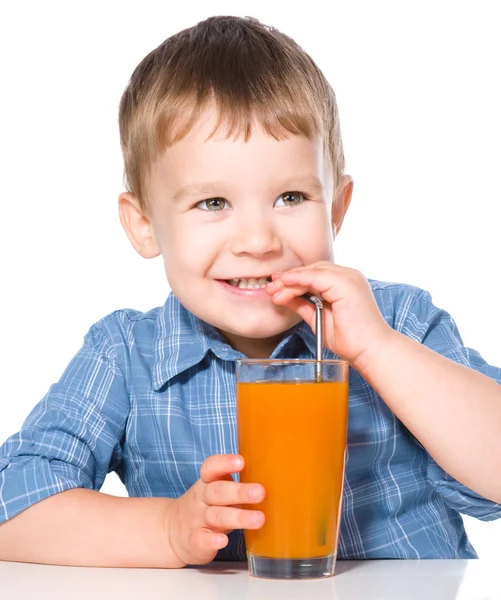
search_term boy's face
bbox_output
[120,109,352,357]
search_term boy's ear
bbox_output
[331,175,353,237]
[118,192,161,259]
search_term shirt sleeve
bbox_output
[0,323,129,524]
[401,289,501,521]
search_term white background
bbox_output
[0,1,500,561]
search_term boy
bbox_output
[0,15,500,568]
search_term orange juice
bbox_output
[237,380,348,559]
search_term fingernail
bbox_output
[268,279,283,288]
[232,456,243,468]
[248,485,262,501]
[251,512,264,527]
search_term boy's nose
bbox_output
[230,213,282,258]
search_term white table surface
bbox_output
[0,559,499,600]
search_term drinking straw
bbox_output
[303,293,327,546]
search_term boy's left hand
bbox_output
[266,261,393,366]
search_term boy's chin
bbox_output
[219,314,302,341]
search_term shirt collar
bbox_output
[151,293,320,391]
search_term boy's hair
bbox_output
[119,16,345,207]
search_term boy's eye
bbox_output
[274,191,306,207]
[196,198,227,211]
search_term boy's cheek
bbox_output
[290,214,335,260]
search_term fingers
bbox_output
[203,480,265,506]
[205,506,265,530]
[199,457,266,531]
[268,268,328,297]
[268,281,310,301]
[267,264,357,305]
[200,454,244,484]
[171,456,267,567]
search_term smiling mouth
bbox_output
[226,277,272,289]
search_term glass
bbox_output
[236,359,349,579]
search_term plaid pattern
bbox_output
[1,281,500,559]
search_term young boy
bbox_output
[0,16,500,568]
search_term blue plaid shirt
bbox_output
[1,280,500,559]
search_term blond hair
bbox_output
[119,16,345,207]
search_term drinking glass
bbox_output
[236,359,349,579]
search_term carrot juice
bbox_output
[237,378,348,561]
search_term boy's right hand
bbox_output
[166,454,265,567]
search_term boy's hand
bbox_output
[267,261,393,367]
[166,454,265,567]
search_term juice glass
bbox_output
[236,359,349,579]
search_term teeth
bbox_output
[228,277,272,289]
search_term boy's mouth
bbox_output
[226,276,272,289]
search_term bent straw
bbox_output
[302,293,324,382]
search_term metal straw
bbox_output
[303,293,327,546]
[302,293,324,382]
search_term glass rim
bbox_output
[236,358,348,366]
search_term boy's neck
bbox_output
[220,331,285,358]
